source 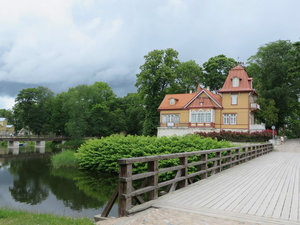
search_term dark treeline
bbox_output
[0,40,299,138]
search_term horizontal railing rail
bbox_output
[100,143,273,218]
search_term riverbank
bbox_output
[0,208,94,225]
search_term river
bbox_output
[0,145,118,218]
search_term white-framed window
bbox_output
[206,111,211,123]
[223,114,237,125]
[162,114,179,124]
[190,110,212,123]
[230,114,237,124]
[170,98,175,105]
[162,115,167,123]
[231,95,238,105]
[233,77,239,87]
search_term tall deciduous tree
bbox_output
[136,48,180,135]
[248,40,298,130]
[202,54,237,91]
[119,93,145,135]
[13,87,54,135]
[175,60,203,93]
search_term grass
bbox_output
[0,208,94,225]
[51,150,78,169]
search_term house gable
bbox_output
[184,89,222,109]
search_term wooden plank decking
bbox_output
[151,140,300,224]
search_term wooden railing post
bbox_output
[227,150,232,168]
[242,147,246,163]
[200,153,207,179]
[179,156,188,188]
[118,163,132,217]
[216,152,221,173]
[236,148,240,165]
[147,160,158,200]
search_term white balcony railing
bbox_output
[250,123,265,132]
[250,103,260,110]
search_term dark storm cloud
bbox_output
[0,81,38,96]
[0,0,299,109]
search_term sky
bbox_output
[0,0,299,109]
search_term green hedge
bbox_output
[197,130,274,142]
[75,135,232,175]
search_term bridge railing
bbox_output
[106,143,273,218]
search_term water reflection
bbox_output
[0,154,118,217]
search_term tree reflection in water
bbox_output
[7,156,118,211]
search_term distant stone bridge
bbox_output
[0,136,69,142]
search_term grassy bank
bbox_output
[0,208,93,225]
[51,150,78,169]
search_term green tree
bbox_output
[50,92,69,136]
[248,40,298,129]
[13,87,54,135]
[0,109,14,124]
[256,99,279,128]
[58,82,118,138]
[136,48,180,135]
[119,93,145,135]
[202,54,237,91]
[175,60,203,93]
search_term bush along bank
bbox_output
[197,130,274,142]
[75,135,232,177]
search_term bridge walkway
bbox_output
[99,139,300,225]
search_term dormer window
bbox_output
[170,98,175,105]
[233,77,239,87]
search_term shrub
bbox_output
[55,140,85,150]
[75,135,232,175]
[196,129,274,142]
[51,150,78,169]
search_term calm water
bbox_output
[0,147,118,218]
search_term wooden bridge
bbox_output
[98,140,300,225]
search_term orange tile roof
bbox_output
[158,88,222,110]
[158,93,196,110]
[218,65,254,93]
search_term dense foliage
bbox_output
[202,54,237,90]
[247,40,300,136]
[75,135,232,174]
[197,130,275,142]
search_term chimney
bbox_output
[206,86,210,91]
[189,90,193,94]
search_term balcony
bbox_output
[160,122,215,128]
[250,123,265,132]
[250,103,260,111]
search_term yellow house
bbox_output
[157,65,265,137]
[0,118,14,136]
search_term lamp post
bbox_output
[271,125,275,141]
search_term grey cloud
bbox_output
[0,0,299,106]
